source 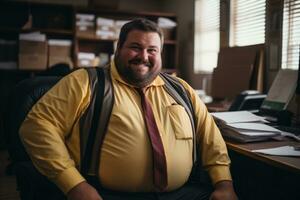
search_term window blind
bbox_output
[194,0,220,73]
[230,0,266,46]
[282,0,300,69]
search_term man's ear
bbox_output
[115,41,121,55]
[115,48,119,56]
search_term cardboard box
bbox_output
[19,40,47,55]
[47,39,73,68]
[18,54,47,70]
[48,41,72,57]
[18,38,48,70]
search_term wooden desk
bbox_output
[226,140,300,174]
[225,139,300,200]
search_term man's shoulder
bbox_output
[159,72,192,90]
[57,68,90,90]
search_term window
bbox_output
[230,0,266,46]
[194,0,220,73]
[281,0,300,69]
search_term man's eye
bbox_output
[130,46,140,51]
[148,49,157,54]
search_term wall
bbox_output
[10,0,283,93]
[160,0,222,93]
[161,0,198,88]
[162,0,285,94]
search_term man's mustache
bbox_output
[129,59,152,67]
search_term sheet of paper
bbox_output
[238,130,279,137]
[227,122,281,133]
[252,146,300,157]
[211,111,267,124]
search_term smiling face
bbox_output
[114,30,162,88]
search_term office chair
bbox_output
[3,76,66,200]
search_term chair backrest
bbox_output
[4,76,61,162]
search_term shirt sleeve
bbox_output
[19,69,91,194]
[177,78,232,185]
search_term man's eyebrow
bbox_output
[128,42,159,48]
[148,45,159,49]
[128,42,141,46]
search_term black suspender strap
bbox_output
[80,67,105,176]
[88,67,114,176]
[80,67,114,177]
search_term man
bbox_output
[20,18,238,200]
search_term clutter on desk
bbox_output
[211,111,281,143]
[280,131,300,142]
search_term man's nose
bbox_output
[138,49,149,61]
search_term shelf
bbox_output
[77,36,116,43]
[75,7,177,18]
[76,36,176,45]
[0,68,45,72]
[0,1,178,72]
[0,27,73,36]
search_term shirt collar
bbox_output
[110,60,165,88]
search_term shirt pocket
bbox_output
[167,104,193,140]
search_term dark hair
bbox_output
[117,18,164,49]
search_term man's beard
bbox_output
[115,56,161,88]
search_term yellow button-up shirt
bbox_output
[20,61,231,194]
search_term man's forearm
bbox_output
[210,180,238,200]
[67,181,103,200]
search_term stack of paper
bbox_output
[76,14,95,38]
[211,111,281,143]
[96,17,116,40]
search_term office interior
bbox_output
[0,0,299,200]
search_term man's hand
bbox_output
[210,180,238,200]
[67,181,103,200]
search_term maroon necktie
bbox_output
[137,88,168,192]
